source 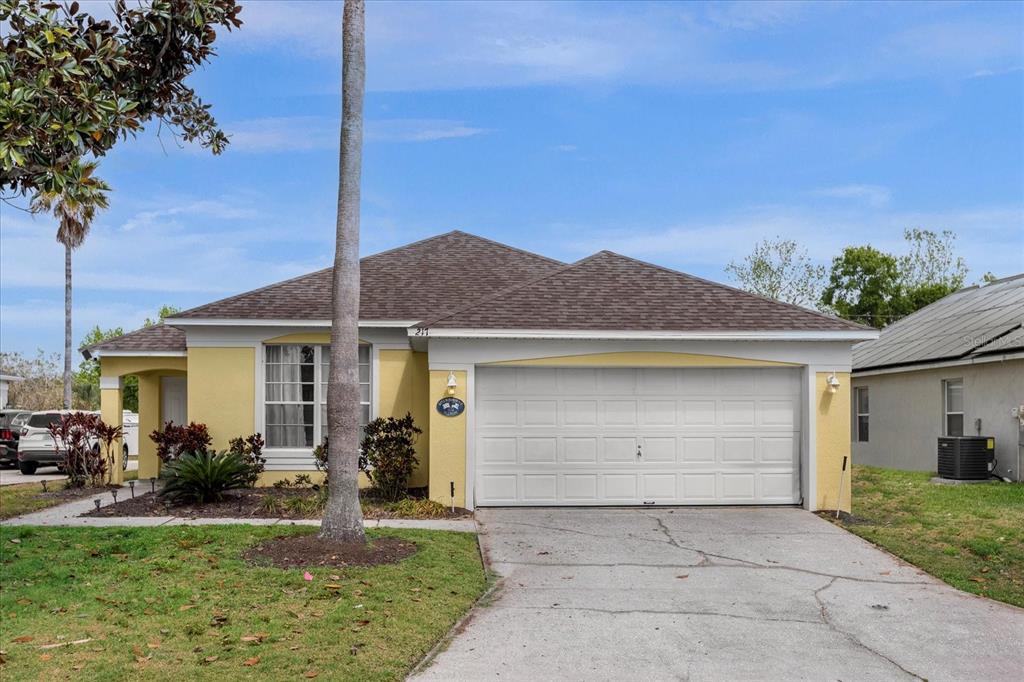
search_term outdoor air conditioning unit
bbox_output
[937,436,994,480]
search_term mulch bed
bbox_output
[79,487,471,520]
[243,534,417,569]
[82,488,316,519]
[25,482,123,502]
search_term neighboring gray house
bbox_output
[851,274,1024,482]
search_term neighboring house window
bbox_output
[854,387,869,442]
[265,344,371,448]
[943,378,964,436]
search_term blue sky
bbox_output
[1,0,1022,355]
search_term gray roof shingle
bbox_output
[853,274,1024,371]
[86,324,186,355]
[173,231,564,322]
[423,251,869,333]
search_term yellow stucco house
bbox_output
[86,231,875,511]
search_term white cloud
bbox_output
[223,117,338,153]
[366,119,490,143]
[813,184,891,208]
[551,144,578,153]
[226,1,1023,92]
[564,203,1024,281]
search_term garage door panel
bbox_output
[522,474,557,501]
[479,399,517,426]
[641,400,677,425]
[760,436,797,463]
[564,400,598,425]
[721,437,757,462]
[603,474,638,500]
[643,437,677,462]
[522,400,557,426]
[479,437,518,464]
[475,367,800,506]
[681,437,717,462]
[564,437,599,462]
[604,437,638,462]
[682,400,716,425]
[721,400,756,425]
[720,473,757,500]
[522,438,557,463]
[641,473,677,500]
[564,474,598,500]
[604,400,637,425]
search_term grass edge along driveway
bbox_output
[0,525,486,681]
[832,465,1023,608]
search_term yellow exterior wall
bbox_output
[264,333,332,344]
[136,373,163,479]
[100,355,187,377]
[485,351,797,367]
[816,371,852,512]
[100,384,124,484]
[428,369,467,508]
[187,347,255,450]
[377,350,431,488]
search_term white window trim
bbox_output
[258,343,375,454]
[854,387,869,443]
[943,378,964,436]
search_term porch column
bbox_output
[100,375,125,485]
[137,374,162,479]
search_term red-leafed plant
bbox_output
[94,420,124,484]
[48,412,106,487]
[149,421,213,463]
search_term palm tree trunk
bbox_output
[63,242,73,409]
[320,0,366,543]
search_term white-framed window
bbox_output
[264,344,371,448]
[943,378,964,436]
[854,387,869,443]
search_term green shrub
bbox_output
[360,413,422,502]
[159,451,251,504]
[227,433,266,486]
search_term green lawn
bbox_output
[0,470,139,521]
[834,465,1024,608]
[0,525,486,680]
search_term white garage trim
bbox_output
[473,366,803,507]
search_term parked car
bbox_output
[122,410,139,471]
[16,410,99,475]
[0,409,32,468]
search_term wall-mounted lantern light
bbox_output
[446,371,458,396]
[826,372,841,394]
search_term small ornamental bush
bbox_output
[94,420,124,484]
[359,413,422,502]
[149,421,212,463]
[312,437,329,484]
[48,412,107,487]
[228,432,266,486]
[158,451,251,504]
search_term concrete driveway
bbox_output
[0,458,138,486]
[413,507,1024,682]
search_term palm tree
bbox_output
[31,161,109,409]
[320,0,366,544]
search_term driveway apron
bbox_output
[412,507,1024,682]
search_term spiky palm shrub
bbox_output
[158,451,251,505]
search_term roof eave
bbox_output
[164,318,419,328]
[410,327,879,341]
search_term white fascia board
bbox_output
[165,318,418,328]
[411,328,879,342]
[853,350,1024,377]
[90,350,187,358]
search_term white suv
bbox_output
[17,410,99,475]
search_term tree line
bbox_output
[725,228,991,328]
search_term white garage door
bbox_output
[474,366,802,506]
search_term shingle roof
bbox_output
[853,274,1024,372]
[423,251,870,333]
[173,231,564,321]
[85,324,186,355]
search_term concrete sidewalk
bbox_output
[0,489,476,532]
